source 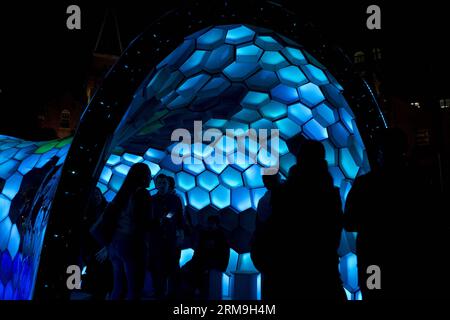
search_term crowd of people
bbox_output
[80,128,449,300]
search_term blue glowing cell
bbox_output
[143,161,161,177]
[205,119,228,129]
[271,84,299,104]
[220,167,244,188]
[197,171,219,191]
[0,148,17,164]
[144,148,166,163]
[7,224,19,259]
[180,50,209,77]
[122,153,143,164]
[339,148,359,179]
[241,91,270,109]
[340,179,353,204]
[215,135,237,155]
[275,118,302,139]
[197,28,226,49]
[177,74,210,97]
[204,45,234,73]
[255,36,283,50]
[236,44,263,62]
[238,253,259,272]
[157,39,195,70]
[298,83,325,107]
[226,249,239,273]
[232,108,261,123]
[246,70,279,91]
[339,107,355,133]
[329,122,351,148]
[313,102,338,127]
[13,146,35,161]
[329,166,345,188]
[278,139,289,155]
[106,154,121,166]
[211,185,231,209]
[288,102,312,125]
[17,154,40,175]
[0,195,11,221]
[259,101,287,120]
[229,152,253,172]
[35,149,58,168]
[280,153,296,177]
[56,144,70,158]
[282,47,307,65]
[222,273,230,298]
[3,281,14,300]
[3,173,23,200]
[322,140,337,166]
[176,172,196,192]
[251,188,267,210]
[0,281,3,299]
[113,164,131,176]
[183,161,206,176]
[109,174,126,193]
[205,155,228,174]
[0,160,19,180]
[302,64,329,85]
[243,165,264,188]
[179,248,194,268]
[277,66,308,86]
[260,51,289,70]
[99,168,113,185]
[104,190,116,202]
[167,95,194,110]
[188,187,210,210]
[225,25,255,44]
[223,61,260,81]
[198,76,231,97]
[303,119,328,140]
[191,143,214,160]
[0,217,12,251]
[340,253,359,293]
[231,187,252,211]
[97,182,108,194]
[160,155,182,172]
[257,149,278,168]
[250,119,275,131]
[322,83,348,109]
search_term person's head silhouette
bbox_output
[114,162,151,207]
[262,173,280,191]
[296,140,327,168]
[155,174,169,195]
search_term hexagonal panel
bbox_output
[187,187,210,210]
[197,171,220,191]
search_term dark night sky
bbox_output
[0,0,448,139]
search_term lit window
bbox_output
[372,48,382,61]
[60,109,71,128]
[354,51,365,64]
[439,98,450,109]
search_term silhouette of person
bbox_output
[252,140,345,300]
[99,163,153,300]
[344,128,448,299]
[181,215,230,299]
[81,187,113,299]
[149,174,183,299]
[256,174,280,228]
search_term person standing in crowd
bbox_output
[252,140,345,300]
[180,215,230,299]
[344,128,449,299]
[81,187,112,299]
[92,163,153,300]
[149,174,184,299]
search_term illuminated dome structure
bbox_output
[0,23,385,300]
